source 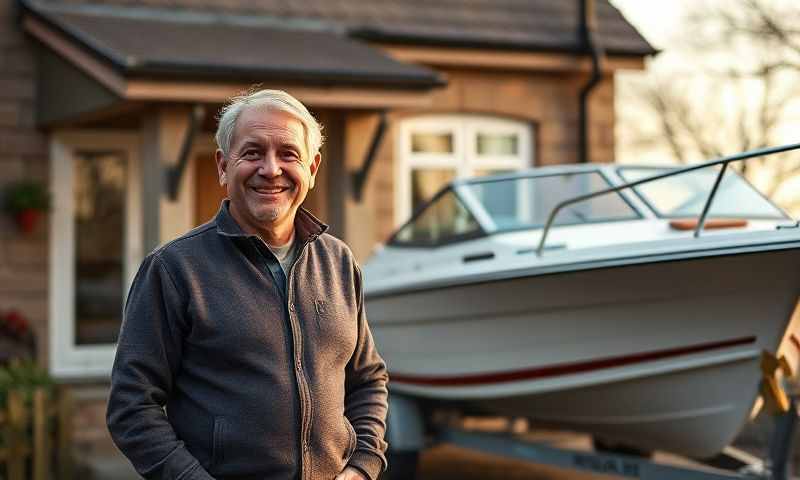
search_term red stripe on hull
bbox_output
[390,336,757,387]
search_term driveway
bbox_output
[418,444,621,480]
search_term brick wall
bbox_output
[0,0,50,365]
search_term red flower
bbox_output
[2,310,29,337]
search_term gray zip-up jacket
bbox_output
[107,202,388,480]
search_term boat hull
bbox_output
[367,248,800,457]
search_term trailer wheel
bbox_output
[380,450,420,480]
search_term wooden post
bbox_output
[7,390,27,480]
[57,385,74,480]
[0,407,6,470]
[32,388,49,480]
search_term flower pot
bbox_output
[14,208,42,234]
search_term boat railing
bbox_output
[536,142,800,257]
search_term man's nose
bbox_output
[257,151,282,177]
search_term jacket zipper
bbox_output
[285,237,315,480]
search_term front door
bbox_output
[194,151,226,226]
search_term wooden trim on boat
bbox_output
[390,336,756,387]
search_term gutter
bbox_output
[578,0,605,163]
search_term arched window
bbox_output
[396,115,533,224]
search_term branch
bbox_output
[745,0,800,57]
[636,82,688,164]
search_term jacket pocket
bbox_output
[343,417,357,462]
[211,416,227,467]
[315,299,358,357]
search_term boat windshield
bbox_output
[618,167,788,219]
[391,189,484,247]
[458,171,640,233]
[390,171,640,247]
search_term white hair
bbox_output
[215,88,324,159]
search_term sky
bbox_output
[608,0,800,211]
[607,0,692,165]
[609,0,686,50]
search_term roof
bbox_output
[25,0,656,59]
[21,1,445,88]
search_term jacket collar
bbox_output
[215,199,328,244]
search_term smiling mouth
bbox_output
[251,186,291,195]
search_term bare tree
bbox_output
[618,0,800,212]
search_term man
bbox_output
[107,89,388,480]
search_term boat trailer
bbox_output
[386,353,800,480]
[434,408,795,480]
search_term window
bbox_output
[74,152,128,345]
[50,133,142,378]
[396,115,532,224]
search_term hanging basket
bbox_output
[14,208,42,234]
[3,180,50,235]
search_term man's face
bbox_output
[216,106,321,237]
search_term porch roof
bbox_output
[21,1,444,89]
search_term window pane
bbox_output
[464,172,639,231]
[411,168,456,215]
[473,168,513,178]
[74,152,127,345]
[411,132,453,154]
[477,133,518,156]
[619,167,786,219]
[394,189,481,246]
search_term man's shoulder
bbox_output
[150,219,220,264]
[313,232,356,262]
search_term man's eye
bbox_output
[282,150,300,160]
[241,150,259,159]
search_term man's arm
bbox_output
[107,254,214,480]
[343,263,389,480]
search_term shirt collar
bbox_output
[215,199,328,244]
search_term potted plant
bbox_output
[3,180,50,234]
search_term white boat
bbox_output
[363,146,800,458]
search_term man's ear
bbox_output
[308,152,322,190]
[215,149,228,186]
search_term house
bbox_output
[0,0,654,473]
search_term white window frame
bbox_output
[49,131,143,379]
[396,115,533,225]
